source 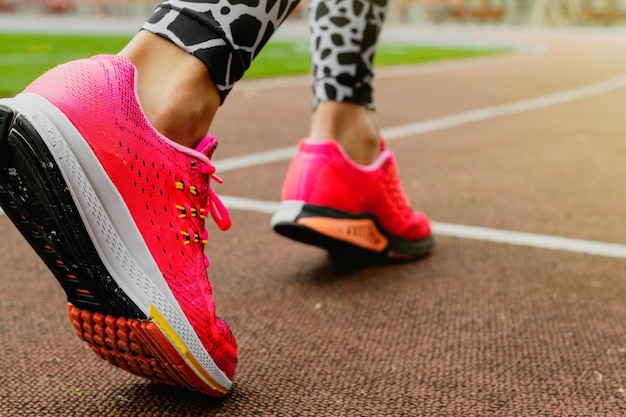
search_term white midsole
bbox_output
[2,92,231,391]
[269,200,305,227]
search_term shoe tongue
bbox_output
[195,136,218,159]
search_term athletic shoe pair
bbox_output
[0,55,433,396]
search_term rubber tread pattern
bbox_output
[67,304,225,397]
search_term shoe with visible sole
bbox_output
[0,55,236,396]
[271,139,434,260]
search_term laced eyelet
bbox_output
[174,161,231,269]
[181,230,192,245]
[176,204,188,218]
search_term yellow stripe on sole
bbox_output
[149,303,228,395]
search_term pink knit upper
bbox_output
[281,139,431,240]
[26,55,237,379]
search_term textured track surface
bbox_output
[1,22,626,416]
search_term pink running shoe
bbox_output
[0,55,236,396]
[271,139,434,260]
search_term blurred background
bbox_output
[1,0,626,26]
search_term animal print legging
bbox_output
[142,0,389,110]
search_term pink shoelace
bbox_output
[200,164,231,231]
[200,163,231,268]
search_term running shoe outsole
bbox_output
[272,201,435,261]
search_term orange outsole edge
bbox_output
[67,304,228,397]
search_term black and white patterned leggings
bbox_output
[143,0,388,110]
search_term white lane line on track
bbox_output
[213,73,626,173]
[219,195,626,260]
[3,194,624,260]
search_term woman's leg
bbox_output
[122,0,301,147]
[119,31,221,148]
[308,0,389,164]
[272,0,434,261]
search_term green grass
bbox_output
[0,33,132,97]
[247,40,505,78]
[0,32,505,97]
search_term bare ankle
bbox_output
[119,31,220,148]
[308,102,381,165]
